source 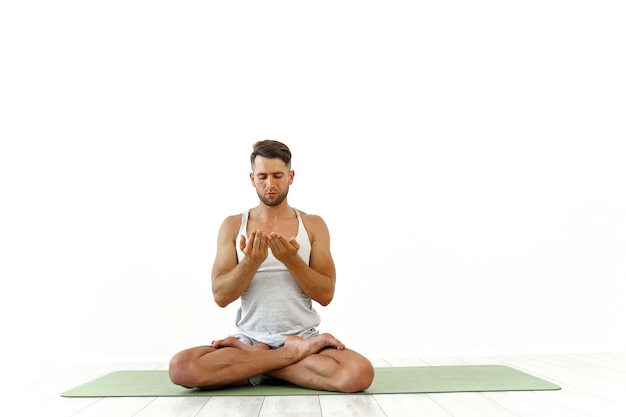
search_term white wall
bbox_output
[2,1,625,363]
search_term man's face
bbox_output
[250,156,294,207]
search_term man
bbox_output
[168,140,374,392]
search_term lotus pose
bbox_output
[168,140,374,392]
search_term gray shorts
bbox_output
[233,328,320,349]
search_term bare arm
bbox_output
[211,216,268,307]
[268,214,336,306]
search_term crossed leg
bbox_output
[168,333,374,393]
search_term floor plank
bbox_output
[429,392,520,417]
[259,395,321,417]
[373,393,452,417]
[133,396,211,417]
[18,396,103,417]
[194,396,265,417]
[480,390,588,417]
[319,395,387,417]
[69,397,157,417]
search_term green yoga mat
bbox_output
[61,365,560,397]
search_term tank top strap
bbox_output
[239,210,250,237]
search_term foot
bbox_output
[211,337,270,351]
[282,333,345,360]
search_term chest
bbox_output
[246,217,299,238]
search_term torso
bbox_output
[234,207,319,346]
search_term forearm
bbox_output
[212,258,260,307]
[284,257,335,306]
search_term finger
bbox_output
[270,233,288,247]
[267,233,279,244]
[256,230,269,248]
[250,230,262,248]
[321,333,345,350]
[288,237,300,251]
[270,237,288,253]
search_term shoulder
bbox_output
[218,213,244,235]
[298,210,330,234]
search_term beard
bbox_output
[257,188,289,207]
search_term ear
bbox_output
[249,172,255,185]
[289,170,295,184]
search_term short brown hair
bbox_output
[250,140,292,169]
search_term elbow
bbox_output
[212,281,234,308]
[316,276,335,306]
[213,293,231,308]
[215,300,229,308]
[317,292,334,307]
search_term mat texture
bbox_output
[61,365,560,397]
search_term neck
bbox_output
[252,202,293,221]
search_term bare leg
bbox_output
[168,333,348,389]
[267,346,375,393]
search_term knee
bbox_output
[168,350,197,388]
[337,357,375,393]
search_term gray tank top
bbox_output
[234,208,321,347]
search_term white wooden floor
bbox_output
[3,352,626,417]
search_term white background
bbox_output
[1,1,625,363]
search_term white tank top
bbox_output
[234,208,321,347]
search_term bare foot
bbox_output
[282,333,345,360]
[211,337,270,351]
